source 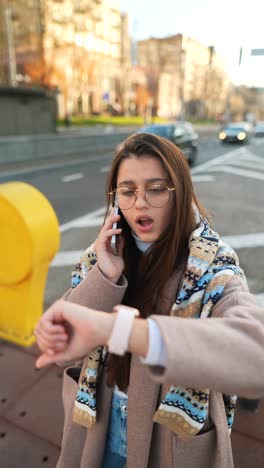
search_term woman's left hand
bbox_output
[34,300,114,368]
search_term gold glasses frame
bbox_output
[109,185,176,210]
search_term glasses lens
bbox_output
[116,187,136,210]
[146,185,170,207]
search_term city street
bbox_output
[1,133,264,467]
[1,133,263,306]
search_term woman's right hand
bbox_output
[94,208,125,283]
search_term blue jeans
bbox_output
[102,389,127,468]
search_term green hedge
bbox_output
[57,115,167,126]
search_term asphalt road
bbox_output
[1,134,264,307]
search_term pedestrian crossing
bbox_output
[191,147,264,181]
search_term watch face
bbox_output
[113,305,139,316]
[109,306,140,356]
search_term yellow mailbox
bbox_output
[0,181,60,346]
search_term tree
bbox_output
[23,57,54,88]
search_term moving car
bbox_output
[218,122,253,144]
[138,122,199,166]
[254,121,264,137]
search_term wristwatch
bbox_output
[107,305,139,356]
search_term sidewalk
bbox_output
[1,335,264,467]
[0,339,62,467]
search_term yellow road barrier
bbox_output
[0,182,60,346]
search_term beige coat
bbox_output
[56,264,264,468]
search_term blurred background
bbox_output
[0,1,264,467]
[0,0,264,127]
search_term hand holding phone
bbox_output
[94,193,124,282]
[110,204,120,255]
[110,192,121,255]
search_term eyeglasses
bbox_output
[109,185,175,210]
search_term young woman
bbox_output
[35,133,264,468]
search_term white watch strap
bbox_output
[107,305,139,356]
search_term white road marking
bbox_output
[238,151,264,163]
[222,233,264,249]
[60,206,106,232]
[209,165,264,180]
[192,175,215,182]
[227,159,264,171]
[100,166,110,173]
[51,250,83,266]
[192,146,264,181]
[191,147,246,175]
[62,173,84,182]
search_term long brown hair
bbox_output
[105,132,207,390]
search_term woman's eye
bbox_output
[119,189,134,197]
[148,185,166,193]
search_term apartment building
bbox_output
[137,34,229,119]
[0,0,130,116]
[0,0,43,84]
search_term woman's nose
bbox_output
[134,189,147,208]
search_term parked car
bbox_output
[254,121,264,137]
[218,122,253,144]
[138,122,199,166]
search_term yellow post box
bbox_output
[0,181,60,346]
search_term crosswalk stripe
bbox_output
[192,175,215,182]
[191,146,264,178]
[209,165,264,180]
[60,207,106,232]
[191,147,246,175]
[222,233,264,249]
[227,159,264,171]
[238,151,264,163]
[62,173,84,182]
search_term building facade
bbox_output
[137,34,229,119]
[0,0,130,117]
[0,0,43,85]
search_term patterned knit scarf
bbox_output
[71,217,243,441]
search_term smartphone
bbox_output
[110,194,120,255]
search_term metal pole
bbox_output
[4,4,17,87]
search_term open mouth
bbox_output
[137,218,152,226]
[136,216,154,232]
